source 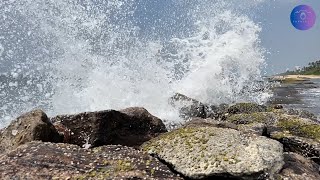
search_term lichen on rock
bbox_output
[141,126,284,179]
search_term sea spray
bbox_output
[0,0,270,127]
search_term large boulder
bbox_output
[277,152,320,180]
[0,110,61,153]
[0,141,181,179]
[51,107,167,148]
[141,126,284,179]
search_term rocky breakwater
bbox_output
[0,94,320,179]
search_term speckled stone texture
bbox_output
[0,141,181,180]
[142,126,284,179]
[0,109,61,153]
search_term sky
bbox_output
[258,0,320,74]
[135,0,320,75]
[1,0,319,75]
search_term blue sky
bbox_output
[135,0,320,75]
[258,0,320,74]
[1,0,319,75]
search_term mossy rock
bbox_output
[142,126,284,179]
[227,103,267,114]
[276,118,320,141]
[281,78,307,84]
[226,112,276,125]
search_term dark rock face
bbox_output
[169,93,230,120]
[0,110,61,153]
[0,141,181,180]
[227,103,267,114]
[270,134,320,165]
[277,152,320,180]
[169,93,207,119]
[51,107,167,148]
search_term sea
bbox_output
[270,78,320,119]
[1,0,275,128]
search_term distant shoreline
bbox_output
[270,75,320,81]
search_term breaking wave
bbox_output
[0,0,270,127]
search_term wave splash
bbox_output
[0,0,269,127]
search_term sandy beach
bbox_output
[271,75,320,81]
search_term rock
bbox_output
[284,109,318,121]
[169,93,230,120]
[183,118,238,130]
[226,111,320,164]
[271,133,320,165]
[237,123,268,136]
[226,112,277,126]
[227,103,267,114]
[0,110,61,153]
[169,93,207,119]
[272,104,284,110]
[0,141,181,179]
[51,107,167,148]
[141,126,284,179]
[277,152,320,180]
[206,103,229,120]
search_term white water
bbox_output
[0,0,270,127]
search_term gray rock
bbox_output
[271,133,320,165]
[0,141,181,180]
[225,111,320,164]
[169,93,207,119]
[51,107,167,148]
[142,126,284,179]
[169,93,229,120]
[284,109,318,121]
[0,109,61,153]
[237,123,268,136]
[277,152,320,180]
[227,103,267,114]
[183,118,238,130]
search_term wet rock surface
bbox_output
[1,101,320,179]
[170,93,208,119]
[141,126,284,179]
[277,152,320,180]
[0,141,181,180]
[0,109,61,153]
[51,107,167,148]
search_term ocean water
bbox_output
[0,0,270,128]
[270,78,320,119]
[299,79,320,117]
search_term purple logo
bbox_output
[290,5,316,30]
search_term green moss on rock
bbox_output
[226,112,271,125]
[277,118,320,140]
[227,103,267,114]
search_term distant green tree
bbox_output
[284,60,320,75]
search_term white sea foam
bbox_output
[0,0,270,127]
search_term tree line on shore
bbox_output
[283,60,320,75]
